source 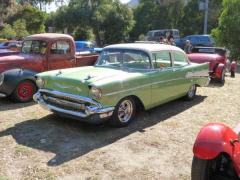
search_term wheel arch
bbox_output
[1,68,38,96]
[193,123,237,160]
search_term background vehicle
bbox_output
[192,122,240,180]
[188,47,236,83]
[33,43,210,127]
[146,29,180,41]
[0,41,22,50]
[0,33,99,103]
[175,34,214,49]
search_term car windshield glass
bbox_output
[22,40,47,54]
[96,49,151,69]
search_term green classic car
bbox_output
[33,44,210,127]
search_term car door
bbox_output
[47,40,75,70]
[150,51,192,107]
[189,36,199,47]
[150,52,179,107]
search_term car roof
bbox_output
[103,43,185,54]
[186,34,210,37]
[24,33,73,41]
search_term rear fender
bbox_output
[215,64,225,78]
[231,61,237,71]
[0,68,38,96]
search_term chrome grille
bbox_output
[38,90,100,114]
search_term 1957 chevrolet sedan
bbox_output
[33,44,210,127]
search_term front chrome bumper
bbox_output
[33,89,115,124]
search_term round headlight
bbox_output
[0,73,4,86]
[89,86,102,99]
[36,76,45,88]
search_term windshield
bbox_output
[96,49,151,69]
[22,40,47,54]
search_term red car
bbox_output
[188,47,236,83]
[0,41,22,50]
[192,122,240,180]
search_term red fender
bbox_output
[215,64,225,78]
[193,123,240,176]
[231,61,237,71]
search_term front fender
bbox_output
[193,123,237,160]
[215,64,225,78]
[0,68,38,96]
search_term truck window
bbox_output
[22,40,47,54]
[50,41,70,55]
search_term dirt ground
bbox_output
[0,66,240,180]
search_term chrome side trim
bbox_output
[185,69,209,78]
[103,69,209,97]
[103,77,185,96]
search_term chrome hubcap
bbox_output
[188,85,196,97]
[118,100,133,123]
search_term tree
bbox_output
[211,0,240,61]
[13,19,30,39]
[21,6,46,34]
[0,24,17,39]
[100,3,135,44]
[53,0,134,46]
[179,1,204,37]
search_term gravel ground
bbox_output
[0,65,239,180]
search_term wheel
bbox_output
[183,84,196,101]
[217,68,226,83]
[108,97,136,127]
[11,80,37,103]
[231,70,235,78]
[191,154,239,180]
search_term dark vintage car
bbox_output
[187,47,236,83]
[192,122,240,180]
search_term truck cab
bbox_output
[0,33,99,103]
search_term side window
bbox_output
[50,41,70,55]
[190,37,198,41]
[123,51,151,69]
[153,52,171,69]
[172,52,189,66]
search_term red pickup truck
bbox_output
[0,33,99,103]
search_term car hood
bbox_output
[38,66,150,97]
[0,53,43,73]
[188,53,220,70]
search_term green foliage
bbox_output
[100,3,135,44]
[13,19,30,39]
[138,34,147,41]
[0,24,17,40]
[73,26,95,42]
[211,0,240,61]
[21,6,46,34]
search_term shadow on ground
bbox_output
[0,94,207,166]
[0,97,37,111]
